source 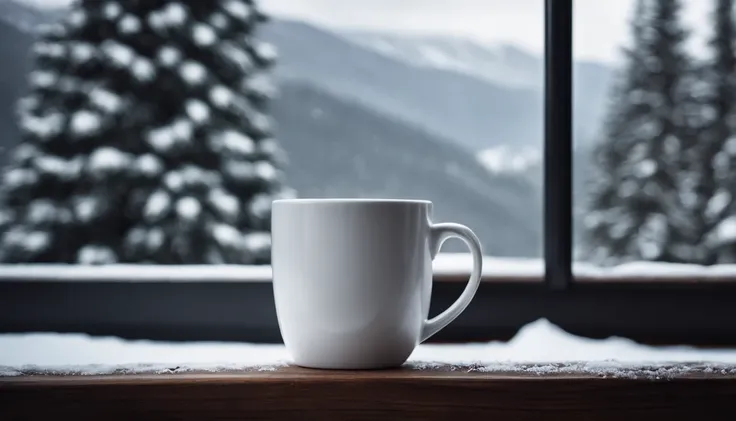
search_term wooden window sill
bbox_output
[2,364,736,420]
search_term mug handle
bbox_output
[420,223,483,342]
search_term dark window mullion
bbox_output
[544,0,574,290]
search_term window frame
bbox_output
[3,0,736,346]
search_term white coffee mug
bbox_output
[271,198,482,369]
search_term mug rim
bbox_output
[273,198,431,205]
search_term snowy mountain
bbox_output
[0,0,64,33]
[344,32,542,90]
[342,31,615,148]
[260,19,543,153]
[477,146,541,174]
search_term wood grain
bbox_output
[2,366,736,420]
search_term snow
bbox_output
[637,120,662,139]
[88,147,132,174]
[67,9,86,27]
[28,199,57,223]
[2,227,50,253]
[147,11,166,31]
[706,189,731,218]
[172,119,193,141]
[211,131,254,155]
[181,165,219,187]
[103,2,122,20]
[77,245,117,265]
[126,227,160,254]
[637,214,667,260]
[16,96,40,113]
[21,112,64,139]
[212,223,242,247]
[147,126,176,152]
[725,137,736,155]
[209,12,229,30]
[89,88,123,114]
[29,70,57,88]
[34,156,81,180]
[664,134,681,155]
[118,15,141,34]
[23,231,50,252]
[161,2,187,26]
[70,42,94,63]
[3,168,38,187]
[223,0,251,20]
[102,41,135,67]
[125,227,146,249]
[245,73,276,98]
[617,179,637,198]
[418,44,455,67]
[248,194,272,219]
[224,160,254,180]
[192,23,217,47]
[635,159,657,178]
[33,42,59,58]
[70,110,102,136]
[12,144,37,162]
[144,191,171,221]
[164,171,185,191]
[4,319,736,378]
[254,41,278,63]
[258,138,283,158]
[38,23,65,38]
[176,197,201,221]
[209,85,233,107]
[243,232,270,251]
[220,43,253,71]
[147,228,165,251]
[713,151,730,175]
[157,46,181,67]
[132,58,155,82]
[74,196,98,223]
[477,146,540,174]
[208,189,239,219]
[179,61,207,85]
[250,112,271,134]
[254,161,277,181]
[714,217,736,245]
[185,100,210,124]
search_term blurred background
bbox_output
[0,0,732,266]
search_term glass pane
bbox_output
[0,0,543,266]
[574,0,734,268]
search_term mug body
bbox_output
[272,199,433,369]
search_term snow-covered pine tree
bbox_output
[699,0,736,263]
[0,0,293,264]
[584,0,696,265]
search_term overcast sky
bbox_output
[26,0,713,64]
[260,0,712,64]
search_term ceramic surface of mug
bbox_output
[272,198,482,369]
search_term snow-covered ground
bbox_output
[3,318,736,378]
[1,253,735,282]
[477,146,541,174]
[2,253,736,377]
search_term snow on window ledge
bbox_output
[0,253,735,282]
[3,319,736,379]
